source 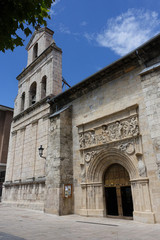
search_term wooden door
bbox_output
[104,164,133,218]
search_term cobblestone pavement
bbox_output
[0,204,160,240]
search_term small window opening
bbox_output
[21,92,25,111]
[29,82,37,105]
[33,43,38,60]
[41,76,47,99]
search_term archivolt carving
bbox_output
[83,139,136,164]
[80,141,146,183]
[87,148,138,182]
[79,116,139,149]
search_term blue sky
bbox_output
[1,0,160,108]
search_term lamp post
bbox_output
[38,145,46,159]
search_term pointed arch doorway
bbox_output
[104,163,133,219]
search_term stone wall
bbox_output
[45,106,73,215]
[3,103,50,210]
[141,67,160,223]
[3,180,45,210]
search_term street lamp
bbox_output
[38,145,46,159]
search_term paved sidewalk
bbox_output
[0,204,160,240]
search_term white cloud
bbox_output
[50,0,61,16]
[59,24,71,34]
[96,9,160,56]
[80,21,87,26]
[84,32,95,42]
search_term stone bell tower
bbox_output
[14,27,62,116]
[3,27,62,210]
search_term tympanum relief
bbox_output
[79,116,139,149]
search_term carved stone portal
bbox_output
[77,108,147,181]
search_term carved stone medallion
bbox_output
[84,151,99,163]
[119,142,135,155]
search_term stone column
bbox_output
[131,178,155,223]
[80,183,104,217]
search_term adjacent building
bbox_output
[0,105,13,199]
[2,27,160,224]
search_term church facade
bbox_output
[2,28,160,224]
